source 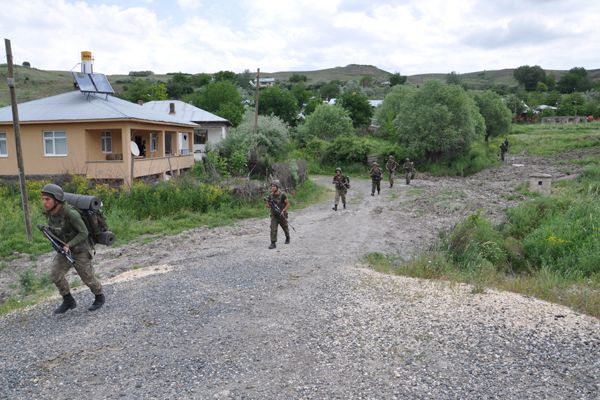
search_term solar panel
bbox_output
[73,72,96,92]
[90,73,115,94]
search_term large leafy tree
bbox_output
[121,79,168,103]
[190,80,244,126]
[166,73,194,99]
[557,67,593,93]
[258,86,299,126]
[319,81,341,100]
[389,72,407,86]
[474,90,512,141]
[296,104,354,144]
[375,85,416,139]
[394,80,485,162]
[514,65,547,91]
[338,90,373,128]
[213,70,238,83]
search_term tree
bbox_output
[303,96,323,117]
[237,69,252,90]
[121,79,168,103]
[289,74,308,83]
[393,80,485,162]
[258,86,299,126]
[296,104,354,144]
[474,91,512,141]
[22,61,31,68]
[319,81,341,100]
[446,71,462,86]
[557,67,592,93]
[557,92,586,116]
[338,90,373,128]
[190,80,244,126]
[213,70,238,84]
[219,111,289,159]
[191,73,211,88]
[360,76,374,88]
[389,73,407,86]
[375,85,416,139]
[166,73,194,99]
[290,82,311,108]
[513,65,546,91]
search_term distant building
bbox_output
[142,100,231,160]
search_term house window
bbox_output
[44,131,67,156]
[0,133,7,157]
[150,132,158,153]
[101,131,112,153]
[194,129,208,145]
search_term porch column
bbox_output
[124,127,133,187]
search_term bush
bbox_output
[323,135,370,164]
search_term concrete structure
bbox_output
[541,116,587,124]
[529,173,552,195]
[142,100,231,160]
[0,91,197,185]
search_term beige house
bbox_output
[0,91,197,185]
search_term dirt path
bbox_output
[1,149,599,399]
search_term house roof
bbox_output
[142,100,231,126]
[0,91,197,127]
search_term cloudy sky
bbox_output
[1,0,598,75]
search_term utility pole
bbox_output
[4,38,33,242]
[253,68,260,136]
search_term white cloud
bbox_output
[1,0,598,75]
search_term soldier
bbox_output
[41,184,105,314]
[332,167,350,211]
[403,158,413,185]
[369,161,383,196]
[385,155,398,188]
[265,180,290,249]
[499,139,509,162]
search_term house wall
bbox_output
[0,120,194,185]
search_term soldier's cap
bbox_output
[270,180,280,188]
[335,167,342,172]
[389,155,394,159]
[405,157,410,161]
[373,162,379,166]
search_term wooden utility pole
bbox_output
[253,68,260,136]
[4,38,33,242]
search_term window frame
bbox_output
[101,131,112,154]
[150,132,158,153]
[43,130,68,157]
[0,132,7,157]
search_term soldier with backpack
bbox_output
[40,184,105,314]
[369,161,383,196]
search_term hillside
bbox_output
[1,63,599,107]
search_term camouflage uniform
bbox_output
[385,156,398,188]
[47,203,103,297]
[267,190,290,245]
[369,163,382,195]
[403,158,414,184]
[499,140,508,161]
[332,169,350,210]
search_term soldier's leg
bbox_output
[71,249,102,295]
[270,215,278,246]
[371,181,375,196]
[334,190,340,210]
[50,255,72,296]
[341,191,346,208]
[377,181,380,194]
[279,217,290,244]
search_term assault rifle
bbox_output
[37,224,75,264]
[267,198,296,232]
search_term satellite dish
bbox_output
[130,141,140,156]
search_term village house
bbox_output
[141,100,231,160]
[0,91,197,185]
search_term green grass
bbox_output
[509,122,600,155]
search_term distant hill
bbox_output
[1,63,599,107]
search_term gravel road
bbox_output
[1,151,599,399]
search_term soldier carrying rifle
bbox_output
[265,180,290,249]
[40,184,105,314]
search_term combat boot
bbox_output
[285,236,290,244]
[332,204,337,211]
[88,293,105,311]
[268,242,276,249]
[343,203,346,209]
[54,293,76,314]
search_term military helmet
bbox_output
[270,180,280,188]
[405,157,410,161]
[373,161,379,166]
[389,155,394,159]
[335,167,342,172]
[41,183,64,202]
